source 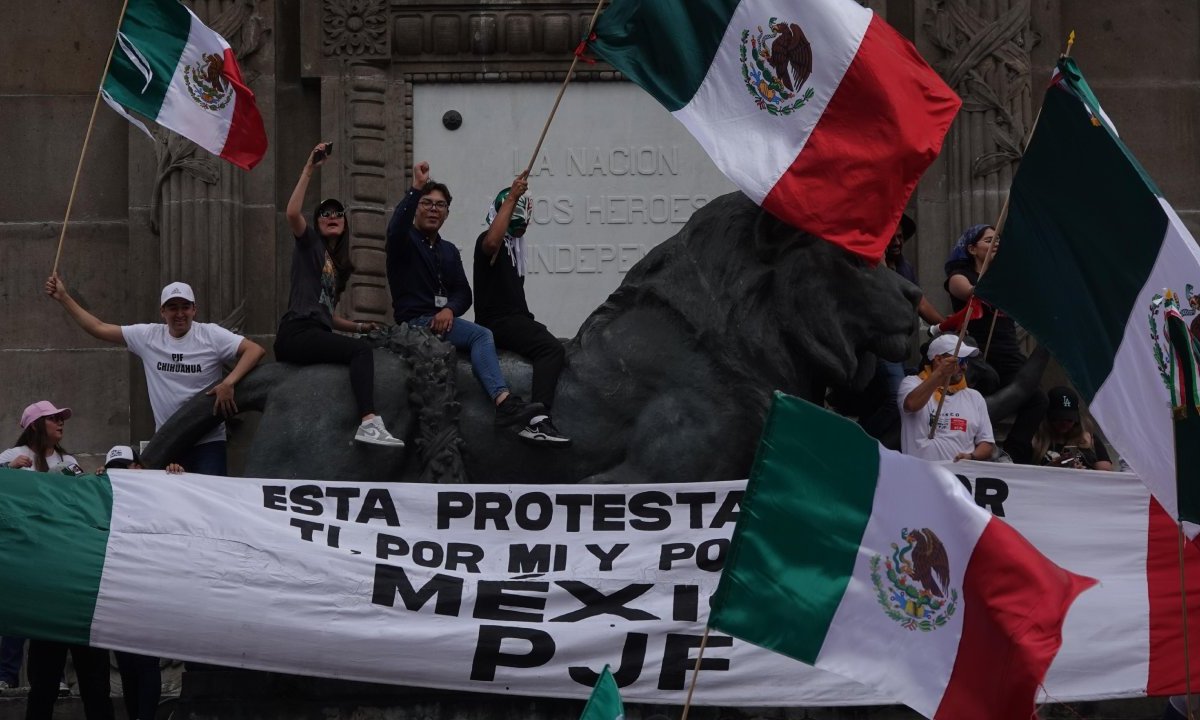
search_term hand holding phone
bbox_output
[311,141,333,165]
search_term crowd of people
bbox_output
[867,214,1114,472]
[1,148,1125,718]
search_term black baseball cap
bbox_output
[1046,386,1081,423]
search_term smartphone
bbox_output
[312,141,333,163]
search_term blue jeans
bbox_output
[178,441,228,476]
[408,316,507,400]
[0,636,23,685]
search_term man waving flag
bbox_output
[590,0,960,263]
[102,0,267,170]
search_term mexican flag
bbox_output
[709,393,1095,720]
[590,0,960,263]
[578,666,624,720]
[975,58,1200,534]
[102,0,267,170]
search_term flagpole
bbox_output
[521,0,606,177]
[51,0,132,275]
[678,626,711,720]
[1178,521,1195,720]
[928,32,1075,438]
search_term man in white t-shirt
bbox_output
[897,334,994,462]
[47,273,265,475]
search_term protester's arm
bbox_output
[901,357,956,413]
[207,338,266,416]
[947,273,975,303]
[917,296,945,325]
[331,316,378,334]
[481,174,528,259]
[386,162,429,253]
[45,273,126,345]
[286,143,329,237]
[446,248,472,318]
[955,441,994,462]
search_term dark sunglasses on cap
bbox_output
[319,209,345,219]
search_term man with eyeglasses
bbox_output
[46,275,266,475]
[897,334,994,462]
[386,161,546,431]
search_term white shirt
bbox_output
[122,322,243,446]
[0,445,79,471]
[897,375,994,462]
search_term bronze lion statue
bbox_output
[144,192,929,483]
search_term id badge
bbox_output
[434,295,448,308]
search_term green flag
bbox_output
[579,665,624,720]
[707,392,1093,720]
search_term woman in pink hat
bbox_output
[0,400,78,473]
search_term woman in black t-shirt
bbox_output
[275,143,404,447]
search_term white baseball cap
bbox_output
[160,282,196,306]
[927,334,980,361]
[104,445,140,469]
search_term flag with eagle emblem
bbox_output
[709,392,1096,720]
[101,0,267,170]
[975,57,1200,535]
[589,0,960,263]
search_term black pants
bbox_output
[483,315,566,410]
[25,641,112,720]
[114,651,160,720]
[275,318,375,418]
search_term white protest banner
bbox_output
[0,462,1196,705]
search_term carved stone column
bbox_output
[153,0,271,329]
[921,0,1037,236]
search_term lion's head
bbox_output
[578,192,920,397]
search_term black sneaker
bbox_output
[494,395,547,428]
[519,417,572,447]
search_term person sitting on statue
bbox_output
[385,161,545,434]
[1025,386,1113,471]
[473,175,571,446]
[276,142,404,448]
[898,335,994,462]
[942,223,1045,463]
[47,276,265,475]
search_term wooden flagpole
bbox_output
[678,626,711,720]
[52,0,132,275]
[521,0,607,177]
[1177,519,1194,720]
[928,31,1076,438]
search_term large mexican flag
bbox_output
[709,393,1095,720]
[975,58,1200,533]
[590,0,960,263]
[102,0,266,170]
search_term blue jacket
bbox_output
[385,187,473,323]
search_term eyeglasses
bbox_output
[319,210,345,219]
[45,413,68,423]
[418,199,449,211]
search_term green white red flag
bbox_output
[102,0,266,170]
[709,393,1095,719]
[975,58,1200,534]
[589,0,960,263]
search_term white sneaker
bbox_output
[354,417,405,447]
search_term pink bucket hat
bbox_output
[19,400,72,429]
